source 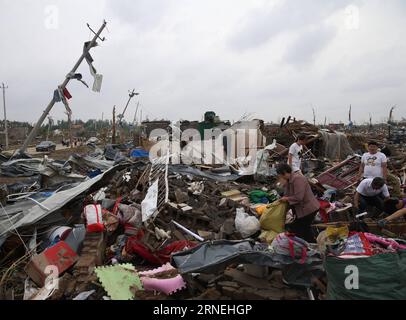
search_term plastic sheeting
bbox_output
[253,140,277,176]
[171,240,322,275]
[130,149,149,158]
[319,130,354,160]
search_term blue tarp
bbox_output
[88,168,102,178]
[130,149,149,158]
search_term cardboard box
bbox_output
[25,241,78,287]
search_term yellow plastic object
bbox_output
[255,205,268,216]
[325,226,349,240]
[259,201,288,232]
[259,230,279,244]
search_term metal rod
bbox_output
[27,198,50,211]
[164,149,169,203]
[171,220,204,242]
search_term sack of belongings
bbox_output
[258,201,288,243]
[325,250,406,299]
[271,232,310,264]
[321,229,406,299]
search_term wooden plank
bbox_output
[221,190,241,197]
[224,269,273,290]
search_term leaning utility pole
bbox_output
[117,89,139,143]
[16,20,107,155]
[66,112,73,149]
[118,90,139,125]
[388,105,396,139]
[1,83,8,149]
[46,116,53,141]
[348,105,352,122]
[112,106,116,144]
[369,113,372,131]
[132,101,140,126]
[312,108,316,126]
[140,109,142,125]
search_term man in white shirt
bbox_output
[358,141,388,180]
[354,177,390,215]
[288,134,306,174]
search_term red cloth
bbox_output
[63,88,72,99]
[112,197,122,215]
[125,230,197,265]
[318,200,331,223]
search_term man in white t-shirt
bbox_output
[354,177,390,215]
[288,134,306,173]
[358,141,388,180]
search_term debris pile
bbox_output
[1,118,406,301]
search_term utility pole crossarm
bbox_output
[17,21,107,156]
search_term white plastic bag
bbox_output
[235,208,260,238]
[141,179,159,222]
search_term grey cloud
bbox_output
[343,71,406,93]
[0,1,405,125]
[105,0,177,30]
[340,48,406,93]
[284,25,336,66]
[347,76,406,92]
[228,0,353,51]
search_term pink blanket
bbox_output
[364,233,406,251]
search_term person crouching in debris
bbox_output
[354,177,390,216]
[378,198,406,227]
[288,134,306,174]
[277,164,320,242]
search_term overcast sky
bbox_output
[0,0,405,125]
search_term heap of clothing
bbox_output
[317,225,406,258]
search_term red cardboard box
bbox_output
[25,241,78,287]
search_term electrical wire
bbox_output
[0,202,29,251]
